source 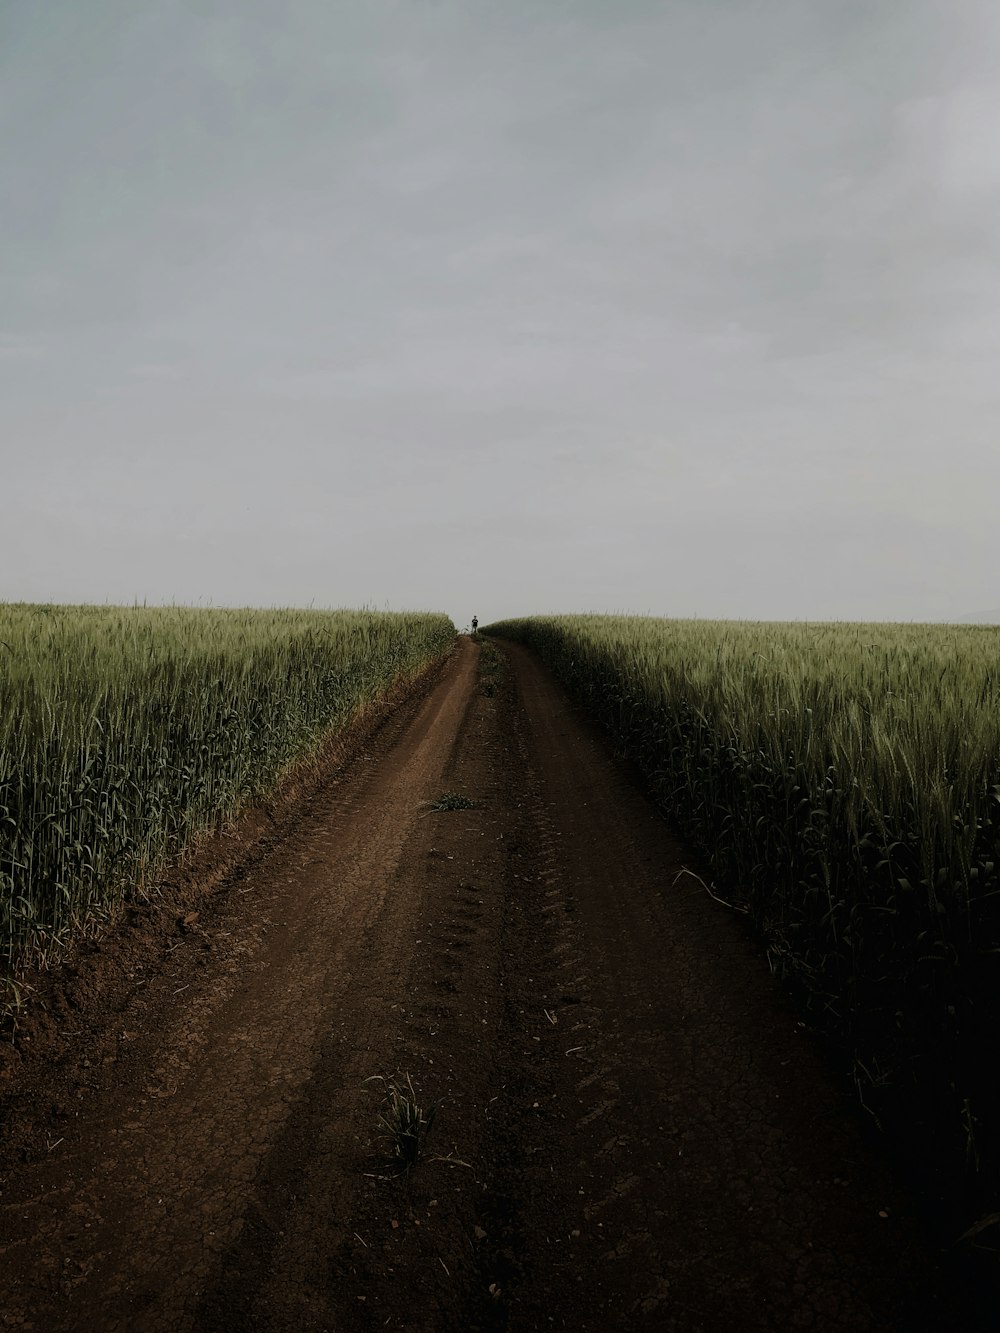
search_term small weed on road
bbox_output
[430,792,478,811]
[367,1073,437,1169]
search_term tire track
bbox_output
[476,640,963,1332]
[0,643,481,1332]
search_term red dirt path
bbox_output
[0,638,982,1330]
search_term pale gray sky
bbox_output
[4,1,1000,624]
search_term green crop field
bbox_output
[486,614,1000,1228]
[0,604,454,985]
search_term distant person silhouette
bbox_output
[471,616,479,635]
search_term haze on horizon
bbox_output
[4,1,1000,628]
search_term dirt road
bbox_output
[0,638,977,1330]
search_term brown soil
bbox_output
[0,638,985,1331]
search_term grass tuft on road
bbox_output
[430,792,479,811]
[367,1072,436,1169]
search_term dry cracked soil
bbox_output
[0,637,991,1331]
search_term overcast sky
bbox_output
[4,1,1000,625]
